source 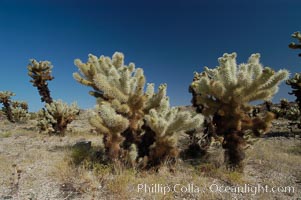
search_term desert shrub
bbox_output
[190,53,289,169]
[73,52,204,168]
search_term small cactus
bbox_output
[37,100,79,136]
[10,101,30,123]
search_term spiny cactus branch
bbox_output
[27,59,54,104]
[0,91,16,123]
[289,31,301,57]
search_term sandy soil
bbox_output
[0,113,300,200]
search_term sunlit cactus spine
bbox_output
[190,53,289,169]
[289,31,301,57]
[73,52,204,168]
[0,91,15,123]
[27,59,54,104]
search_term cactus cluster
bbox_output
[0,29,297,173]
[27,59,78,135]
[73,52,204,167]
[272,105,300,121]
[289,31,301,57]
[267,98,300,120]
[190,53,289,168]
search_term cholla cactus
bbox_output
[27,59,54,104]
[190,53,289,168]
[289,31,301,57]
[280,98,290,110]
[74,52,203,167]
[11,100,28,111]
[287,73,301,110]
[11,107,30,123]
[145,97,203,166]
[251,105,261,117]
[0,91,15,122]
[286,106,301,121]
[10,100,30,122]
[37,109,53,133]
[38,100,79,135]
[264,100,273,112]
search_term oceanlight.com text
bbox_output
[137,183,295,196]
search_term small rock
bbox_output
[72,140,92,152]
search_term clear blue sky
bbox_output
[0,0,300,111]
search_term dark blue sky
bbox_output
[0,0,300,111]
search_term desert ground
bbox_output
[0,109,300,200]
